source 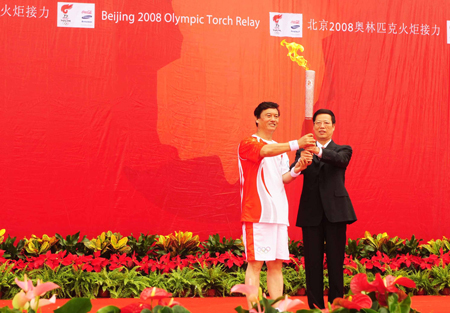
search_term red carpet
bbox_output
[0,296,447,313]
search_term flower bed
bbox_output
[0,230,449,299]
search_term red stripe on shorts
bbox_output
[244,222,256,261]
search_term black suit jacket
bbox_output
[291,140,357,227]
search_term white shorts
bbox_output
[242,222,289,262]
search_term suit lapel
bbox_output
[313,153,320,164]
[325,140,336,150]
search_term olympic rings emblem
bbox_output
[257,246,271,254]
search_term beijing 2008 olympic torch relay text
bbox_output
[281,40,315,133]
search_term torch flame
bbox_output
[280,39,309,70]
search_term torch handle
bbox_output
[304,70,316,135]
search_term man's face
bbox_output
[256,108,279,132]
[313,113,335,142]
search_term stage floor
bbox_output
[0,296,447,313]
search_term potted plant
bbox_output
[165,267,201,297]
[223,267,246,296]
[406,269,436,295]
[0,263,16,300]
[195,264,227,297]
[282,266,306,296]
[93,268,118,298]
[430,264,450,295]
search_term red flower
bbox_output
[421,255,440,269]
[90,253,108,272]
[156,254,177,273]
[136,256,155,274]
[382,275,416,293]
[43,251,62,270]
[140,287,172,300]
[61,253,78,267]
[351,273,415,295]
[350,273,416,306]
[120,302,153,313]
[109,253,132,271]
[332,294,372,310]
[158,297,181,307]
[350,273,377,294]
[217,251,245,268]
[344,255,358,269]
[442,251,450,266]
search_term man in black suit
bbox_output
[291,109,357,309]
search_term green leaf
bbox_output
[388,293,401,313]
[360,309,379,313]
[0,307,22,313]
[327,308,346,313]
[172,305,191,313]
[96,306,120,313]
[369,297,380,311]
[260,297,278,313]
[399,295,412,313]
[55,234,66,245]
[54,298,93,313]
[234,306,249,313]
[153,306,173,313]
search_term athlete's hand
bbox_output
[293,156,310,173]
[301,150,313,165]
[298,133,316,149]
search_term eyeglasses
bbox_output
[314,120,332,127]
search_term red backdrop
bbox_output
[0,0,449,241]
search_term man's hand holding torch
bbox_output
[297,133,316,150]
[283,133,315,183]
[290,133,315,176]
[292,152,313,175]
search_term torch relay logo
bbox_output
[61,4,73,14]
[60,4,73,25]
[270,12,303,38]
[57,2,95,28]
[273,14,282,32]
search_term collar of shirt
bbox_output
[317,139,332,149]
[252,134,275,144]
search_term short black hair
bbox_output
[254,102,280,127]
[313,109,335,124]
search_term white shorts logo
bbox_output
[257,246,271,254]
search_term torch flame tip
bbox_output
[280,40,310,71]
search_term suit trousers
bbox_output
[302,215,347,309]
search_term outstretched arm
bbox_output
[260,134,316,157]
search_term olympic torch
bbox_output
[281,40,315,132]
[304,69,315,131]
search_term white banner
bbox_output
[57,2,95,28]
[269,12,302,38]
[447,20,450,44]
